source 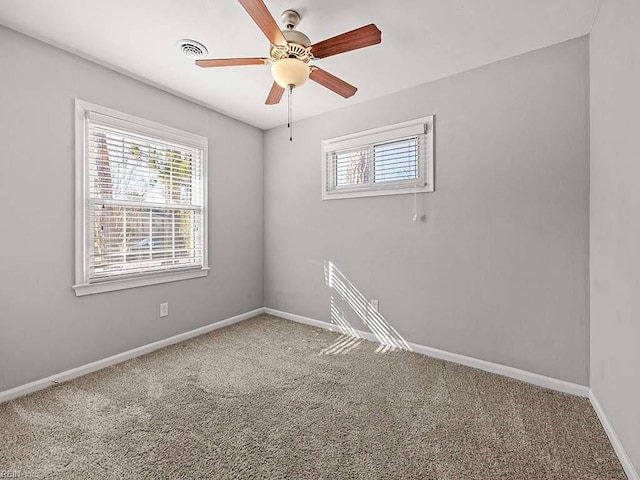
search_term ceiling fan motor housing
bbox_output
[269,10,312,63]
[270,29,312,63]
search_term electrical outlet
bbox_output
[160,302,169,318]
[370,299,379,311]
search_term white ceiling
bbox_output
[0,0,600,129]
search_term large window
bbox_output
[74,100,208,296]
[322,116,434,199]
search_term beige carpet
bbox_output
[0,314,626,479]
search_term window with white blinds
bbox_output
[74,100,208,296]
[322,116,434,199]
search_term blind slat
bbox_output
[87,119,205,282]
[90,199,201,209]
[330,135,427,189]
[88,122,203,154]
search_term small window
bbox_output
[322,116,434,200]
[74,100,208,296]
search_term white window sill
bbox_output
[73,268,209,297]
[323,184,434,200]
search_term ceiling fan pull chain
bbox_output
[288,85,293,141]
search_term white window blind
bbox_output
[322,116,434,199]
[74,101,208,295]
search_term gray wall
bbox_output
[590,0,640,473]
[264,37,590,385]
[0,26,264,392]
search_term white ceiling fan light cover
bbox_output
[272,58,310,88]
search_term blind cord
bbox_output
[414,122,429,222]
[413,181,418,222]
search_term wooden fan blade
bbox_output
[310,24,381,59]
[196,58,269,68]
[310,68,357,98]
[238,0,287,46]
[265,82,285,105]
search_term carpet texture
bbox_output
[0,315,626,479]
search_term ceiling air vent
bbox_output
[176,39,208,59]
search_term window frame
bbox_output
[321,116,434,200]
[73,99,209,296]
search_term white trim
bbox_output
[324,122,427,152]
[75,100,87,291]
[0,308,265,404]
[321,116,435,200]
[589,391,639,480]
[324,117,431,147]
[324,184,434,201]
[3,304,634,478]
[264,308,590,397]
[73,267,210,296]
[79,100,208,147]
[74,99,210,294]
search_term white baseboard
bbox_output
[264,308,590,398]
[3,305,634,478]
[589,391,639,480]
[0,307,266,404]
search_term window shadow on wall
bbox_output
[323,260,412,352]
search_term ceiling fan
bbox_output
[195,0,382,138]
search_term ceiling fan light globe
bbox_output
[272,58,310,89]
